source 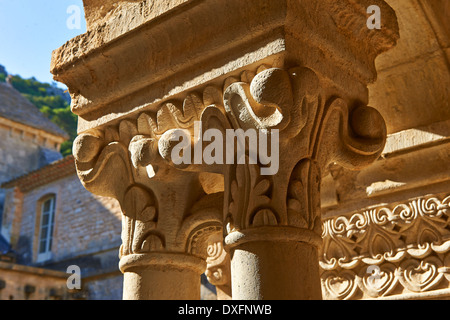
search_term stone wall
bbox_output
[0,125,42,187]
[0,123,41,220]
[368,0,450,134]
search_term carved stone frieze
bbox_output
[320,193,450,299]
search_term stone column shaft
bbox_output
[231,241,321,300]
[121,253,205,300]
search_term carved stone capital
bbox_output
[72,118,223,274]
[181,65,386,248]
[72,61,390,263]
[52,0,398,134]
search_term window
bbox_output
[37,196,56,262]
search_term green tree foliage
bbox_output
[4,74,76,156]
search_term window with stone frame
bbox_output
[37,195,56,262]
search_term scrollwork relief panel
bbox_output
[320,194,450,299]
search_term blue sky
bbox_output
[0,0,87,87]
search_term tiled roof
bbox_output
[0,82,69,139]
[1,156,76,192]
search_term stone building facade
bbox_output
[0,82,67,221]
[0,262,69,301]
[0,82,72,300]
[0,80,128,300]
[0,80,217,300]
[1,156,124,300]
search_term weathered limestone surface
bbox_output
[52,0,400,300]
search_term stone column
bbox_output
[52,0,399,300]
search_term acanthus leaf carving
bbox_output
[225,160,277,234]
[287,159,322,234]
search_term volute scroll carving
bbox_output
[52,0,402,301]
